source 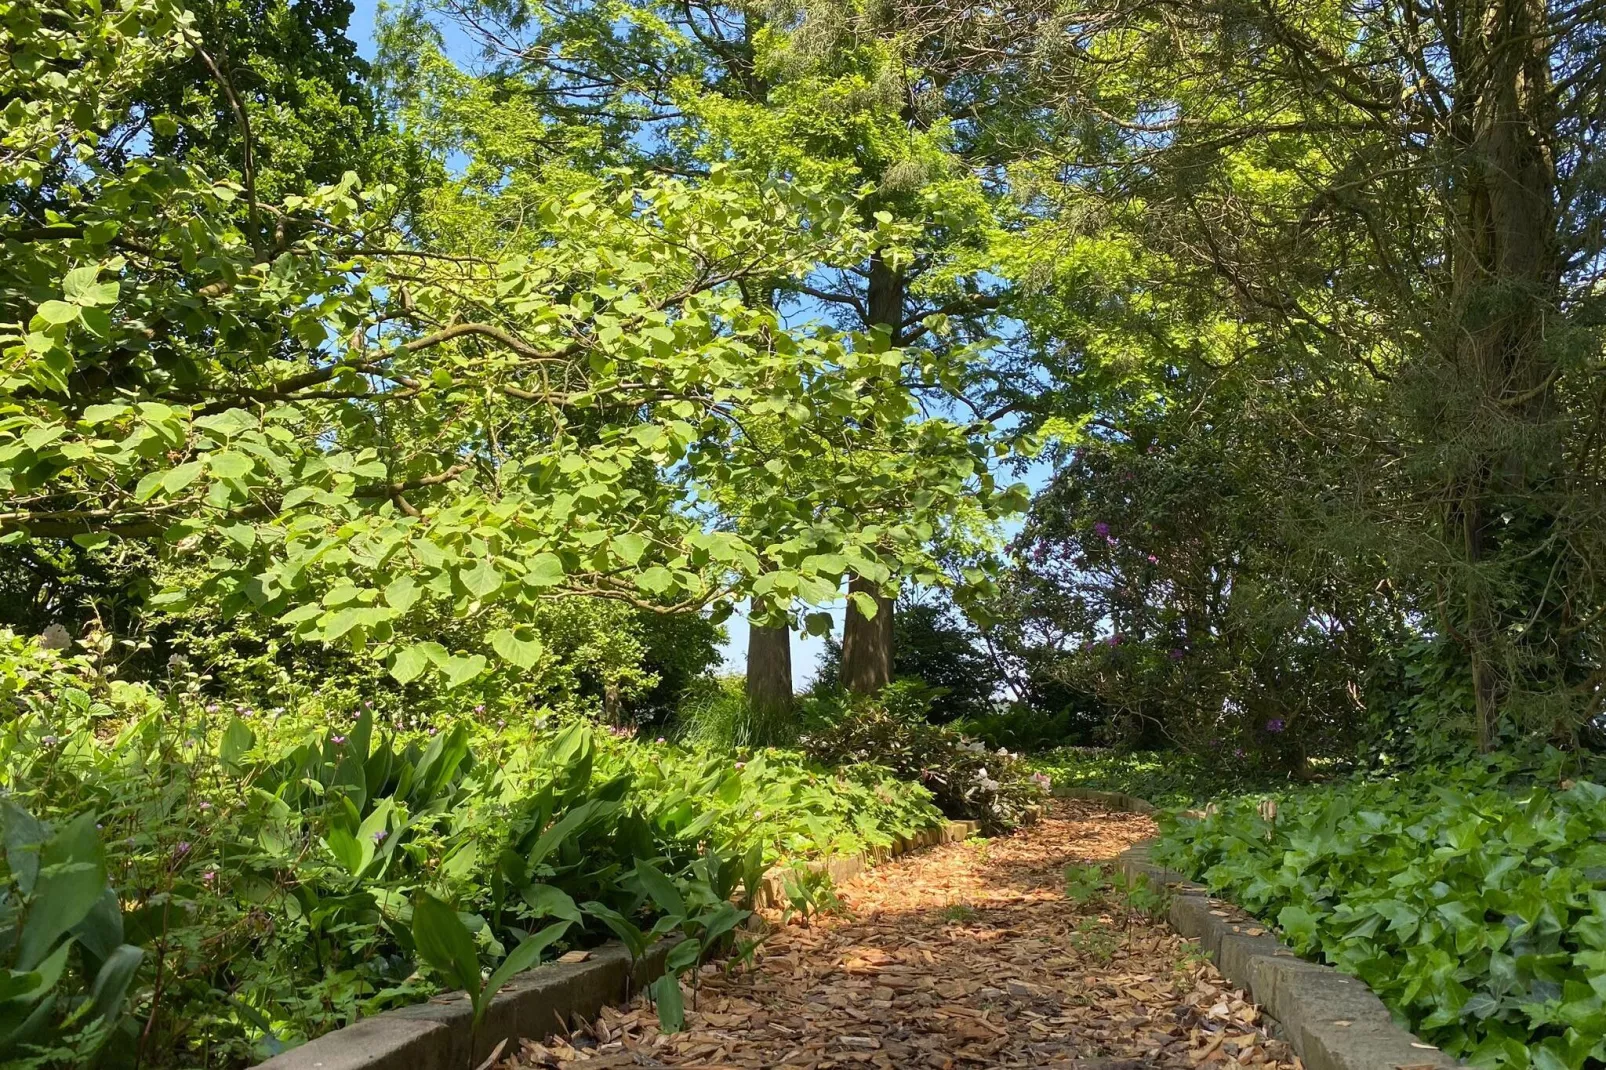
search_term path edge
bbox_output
[252,817,981,1070]
[1057,786,1461,1070]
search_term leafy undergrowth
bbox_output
[1025,746,1290,808]
[1155,757,1606,1069]
[0,639,942,1067]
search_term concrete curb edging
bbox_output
[255,818,980,1070]
[1059,787,1460,1070]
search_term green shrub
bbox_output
[1155,756,1606,1068]
[799,682,1047,832]
[0,633,941,1067]
[1025,746,1292,807]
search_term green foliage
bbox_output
[1,0,1022,695]
[0,804,145,1066]
[1155,759,1606,1068]
[1062,863,1105,906]
[1026,747,1294,809]
[814,599,1004,723]
[799,682,1047,832]
[674,676,796,751]
[0,633,940,1065]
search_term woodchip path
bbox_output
[504,800,1301,1069]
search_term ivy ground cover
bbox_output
[1155,759,1606,1068]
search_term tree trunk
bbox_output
[745,619,793,719]
[1446,0,1560,749]
[838,253,904,696]
[842,574,894,695]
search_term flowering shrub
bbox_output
[1155,755,1606,1068]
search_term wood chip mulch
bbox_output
[504,799,1301,1069]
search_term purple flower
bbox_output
[1265,718,1286,734]
[206,703,220,714]
[197,800,212,811]
[1233,747,1246,759]
[1105,634,1122,647]
[1147,554,1158,564]
[331,735,347,746]
[372,829,388,844]
[174,841,192,857]
[656,737,666,744]
[1030,772,1052,791]
[735,761,746,769]
[202,869,217,883]
[1093,522,1110,538]
[474,704,485,714]
[364,700,374,710]
[41,734,60,747]
[497,719,506,728]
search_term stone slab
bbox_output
[1078,790,1460,1070]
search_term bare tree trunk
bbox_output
[1446,0,1559,749]
[838,253,905,697]
[745,619,793,719]
[842,574,894,695]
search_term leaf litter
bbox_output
[503,800,1301,1069]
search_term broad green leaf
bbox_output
[389,643,432,684]
[633,860,686,918]
[441,653,488,689]
[652,973,685,1032]
[35,300,79,325]
[489,627,544,669]
[480,921,573,1023]
[459,559,504,599]
[524,552,566,587]
[521,884,582,924]
[611,533,647,565]
[207,451,253,480]
[411,894,482,1004]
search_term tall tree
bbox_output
[979,0,1606,746]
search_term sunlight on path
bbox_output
[506,801,1301,1069]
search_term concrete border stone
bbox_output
[1060,787,1461,1070]
[254,818,979,1070]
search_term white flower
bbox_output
[38,624,71,651]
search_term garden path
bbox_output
[505,800,1300,1069]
